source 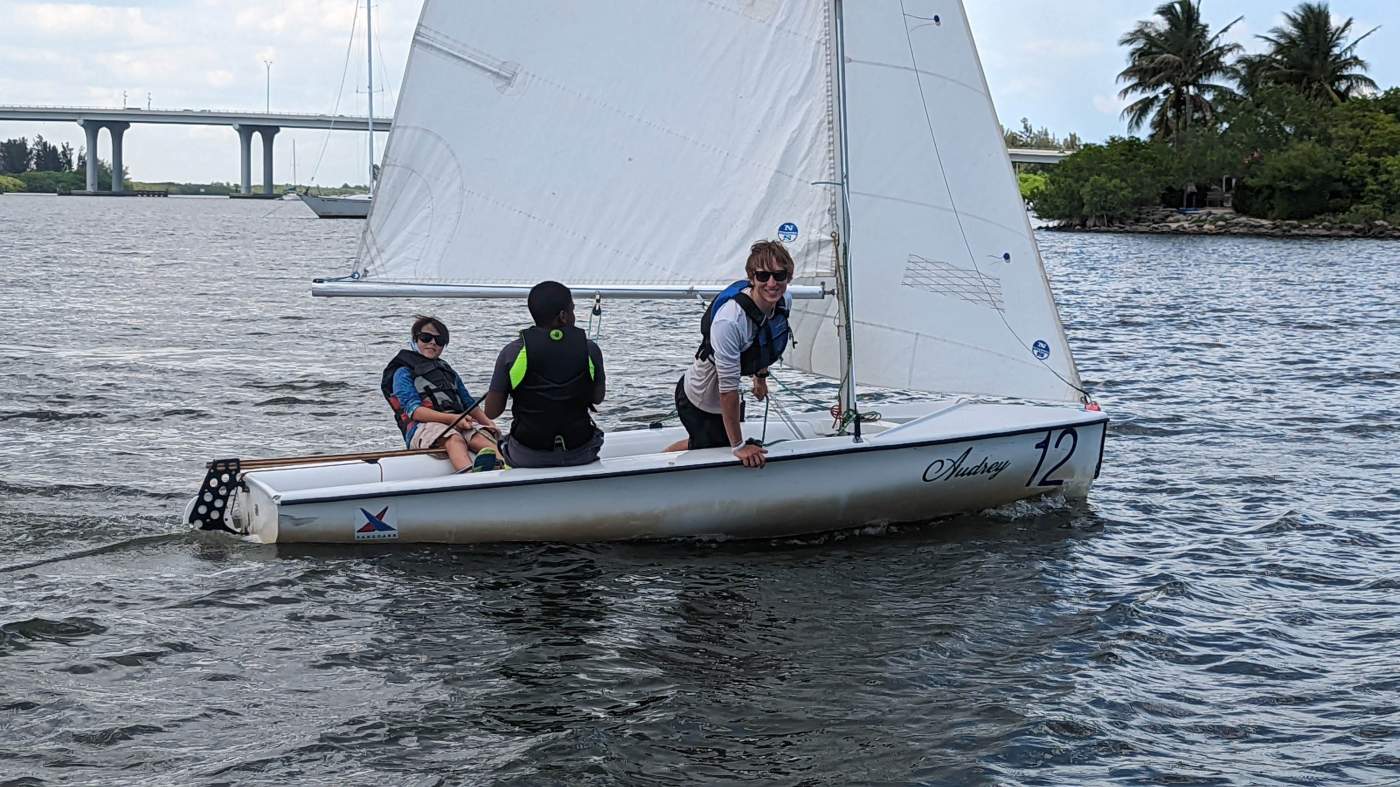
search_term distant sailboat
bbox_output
[192,0,1108,543]
[300,0,378,219]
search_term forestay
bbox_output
[786,2,1083,404]
[346,0,840,291]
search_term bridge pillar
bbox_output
[80,120,100,192]
[235,124,255,194]
[258,126,279,195]
[106,122,129,193]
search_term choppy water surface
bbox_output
[0,195,1396,785]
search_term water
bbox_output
[1,195,1397,786]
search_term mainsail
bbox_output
[347,0,839,290]
[318,0,1083,405]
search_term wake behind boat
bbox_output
[189,0,1110,544]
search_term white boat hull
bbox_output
[191,403,1107,544]
[298,192,371,219]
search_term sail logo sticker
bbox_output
[777,223,799,243]
[355,506,399,541]
[1032,340,1051,360]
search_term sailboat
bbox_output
[188,0,1108,544]
[299,0,378,219]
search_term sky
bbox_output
[1,0,1396,185]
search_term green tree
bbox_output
[0,174,24,193]
[1249,2,1379,105]
[1217,84,1330,158]
[1239,140,1342,218]
[1033,138,1174,225]
[1004,118,1083,151]
[31,135,64,172]
[1018,172,1049,204]
[0,137,30,174]
[1117,0,1244,142]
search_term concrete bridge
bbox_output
[1006,148,1071,165]
[0,105,390,196]
[1,104,1069,195]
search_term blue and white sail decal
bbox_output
[788,0,1083,403]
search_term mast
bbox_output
[366,0,375,197]
[832,0,861,440]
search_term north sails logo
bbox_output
[355,506,399,541]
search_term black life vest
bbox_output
[507,325,597,451]
[695,280,790,376]
[380,349,469,438]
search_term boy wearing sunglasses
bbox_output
[667,240,794,469]
[381,315,501,473]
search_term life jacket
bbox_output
[506,325,597,451]
[695,280,790,376]
[380,349,469,439]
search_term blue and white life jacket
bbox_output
[695,280,790,376]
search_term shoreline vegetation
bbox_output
[1045,207,1400,240]
[1014,0,1398,240]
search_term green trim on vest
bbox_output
[588,357,595,380]
[509,345,529,389]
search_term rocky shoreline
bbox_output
[1045,208,1400,240]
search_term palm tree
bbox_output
[1117,0,1244,143]
[1251,2,1379,104]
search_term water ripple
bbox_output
[0,198,1395,785]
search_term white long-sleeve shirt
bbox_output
[682,290,792,414]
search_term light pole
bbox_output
[263,59,272,113]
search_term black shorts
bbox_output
[675,375,730,450]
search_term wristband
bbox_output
[755,371,770,378]
[732,438,763,456]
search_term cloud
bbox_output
[1093,94,1127,115]
[206,69,235,88]
[13,3,170,44]
[1020,38,1107,59]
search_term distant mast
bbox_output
[365,0,375,197]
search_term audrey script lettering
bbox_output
[922,447,1010,483]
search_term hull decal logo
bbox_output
[923,447,1009,483]
[355,506,399,541]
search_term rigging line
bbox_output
[896,1,1091,402]
[308,0,361,187]
[374,4,396,109]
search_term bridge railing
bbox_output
[0,104,387,121]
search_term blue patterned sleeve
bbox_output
[392,367,423,416]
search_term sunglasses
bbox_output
[753,270,790,283]
[416,332,448,346]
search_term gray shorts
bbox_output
[499,429,604,468]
